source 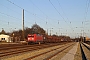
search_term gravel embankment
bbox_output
[1,42,77,60]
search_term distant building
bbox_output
[0,34,12,42]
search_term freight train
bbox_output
[27,34,71,44]
[45,35,70,43]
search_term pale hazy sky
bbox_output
[0,0,90,38]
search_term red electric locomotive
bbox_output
[27,34,43,44]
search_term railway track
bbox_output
[25,43,75,60]
[0,42,67,58]
[85,41,90,45]
[0,43,68,51]
[80,42,90,60]
[1,42,89,60]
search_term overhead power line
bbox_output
[6,0,47,24]
[29,0,61,30]
[30,0,48,18]
[6,0,45,25]
[84,0,90,21]
[6,0,61,33]
[49,0,75,33]
[49,0,65,21]
[6,0,23,9]
[0,11,21,20]
[0,3,21,16]
[56,0,74,32]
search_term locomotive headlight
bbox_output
[28,38,30,40]
[32,38,34,40]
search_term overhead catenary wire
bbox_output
[0,11,21,27]
[0,3,21,15]
[6,0,62,35]
[49,0,65,21]
[6,0,74,36]
[84,0,90,27]
[28,0,64,34]
[56,0,71,25]
[6,0,47,25]
[30,0,48,19]
[6,0,46,27]
[56,0,74,30]
[29,0,62,24]
[84,0,90,21]
[0,12,21,20]
[0,3,24,32]
[49,0,75,34]
[83,0,90,37]
[0,12,21,26]
[1,0,89,37]
[6,0,23,9]
[0,0,22,31]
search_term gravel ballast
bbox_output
[1,43,68,60]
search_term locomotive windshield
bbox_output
[28,36,34,37]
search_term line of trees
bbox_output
[0,24,72,42]
[10,24,46,39]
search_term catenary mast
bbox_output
[22,9,25,41]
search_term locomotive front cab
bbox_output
[28,35,35,43]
